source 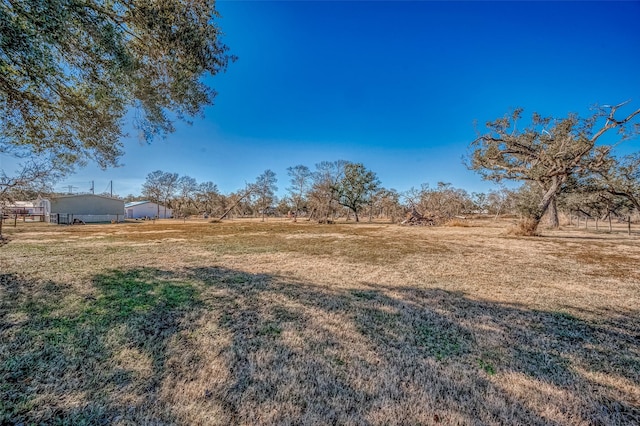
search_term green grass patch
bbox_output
[415,323,469,361]
[477,358,496,375]
[257,322,282,337]
[0,269,199,423]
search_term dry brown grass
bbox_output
[1,218,639,425]
[444,218,470,227]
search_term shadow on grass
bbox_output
[184,267,639,425]
[0,270,198,424]
[1,268,638,424]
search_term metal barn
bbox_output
[50,194,124,224]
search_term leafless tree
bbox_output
[1,158,61,237]
[286,165,312,221]
[254,170,278,222]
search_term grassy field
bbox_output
[0,218,639,425]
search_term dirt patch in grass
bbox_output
[1,220,639,424]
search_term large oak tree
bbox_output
[469,102,640,233]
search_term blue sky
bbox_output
[57,1,640,197]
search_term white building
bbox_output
[125,201,173,219]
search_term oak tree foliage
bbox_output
[1,0,233,168]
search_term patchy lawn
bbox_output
[1,219,639,424]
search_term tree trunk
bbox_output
[493,202,502,221]
[548,196,559,228]
[629,216,632,236]
[530,181,561,234]
[609,214,612,232]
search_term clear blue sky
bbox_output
[60,0,640,197]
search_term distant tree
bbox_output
[402,185,425,212]
[367,188,402,222]
[1,159,60,202]
[141,170,178,218]
[287,165,312,221]
[1,0,234,172]
[0,159,60,237]
[218,184,255,220]
[124,194,146,203]
[486,187,517,219]
[560,187,608,230]
[253,170,278,222]
[333,162,380,222]
[593,153,640,213]
[308,160,347,222]
[175,175,198,218]
[141,171,163,216]
[276,196,294,217]
[195,181,222,217]
[409,182,472,222]
[469,102,640,234]
[471,192,488,214]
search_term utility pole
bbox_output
[90,181,94,194]
[110,180,113,197]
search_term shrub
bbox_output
[508,218,539,236]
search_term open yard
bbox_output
[0,218,638,425]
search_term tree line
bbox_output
[130,163,528,224]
